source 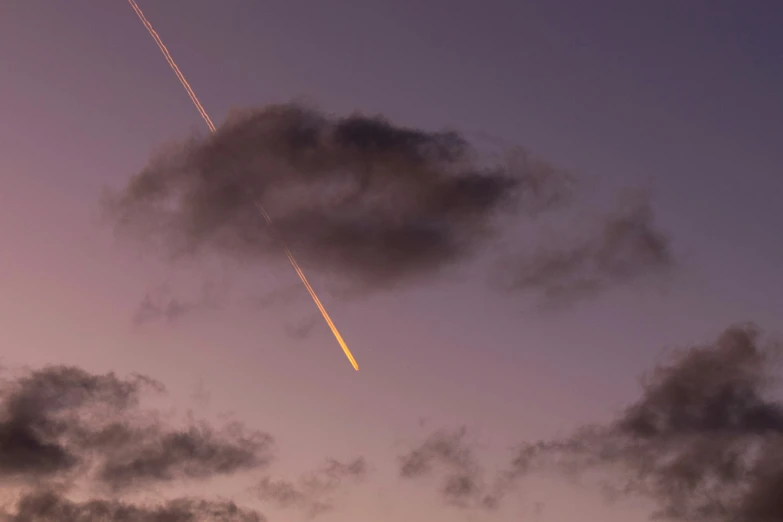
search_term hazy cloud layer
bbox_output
[105,103,574,295]
[503,323,783,521]
[255,457,368,517]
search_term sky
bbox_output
[1,1,783,521]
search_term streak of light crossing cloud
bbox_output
[127,0,359,371]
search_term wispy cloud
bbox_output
[254,457,369,518]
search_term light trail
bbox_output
[127,0,216,133]
[127,0,359,371]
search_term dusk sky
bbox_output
[2,2,783,521]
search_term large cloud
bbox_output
[0,363,373,521]
[0,365,280,521]
[502,323,783,521]
[397,324,783,521]
[107,103,676,311]
[0,365,273,493]
[104,103,573,294]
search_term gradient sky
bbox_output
[2,1,783,521]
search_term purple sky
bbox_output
[2,1,783,520]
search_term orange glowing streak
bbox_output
[127,0,359,371]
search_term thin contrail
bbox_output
[127,0,359,371]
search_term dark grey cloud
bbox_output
[0,490,264,522]
[0,365,279,521]
[105,103,572,293]
[92,421,274,493]
[107,103,677,310]
[398,427,492,509]
[500,192,674,306]
[0,365,274,492]
[0,366,160,482]
[254,457,369,517]
[503,323,783,522]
